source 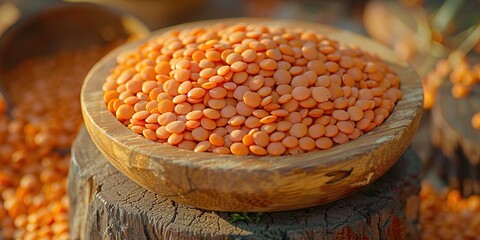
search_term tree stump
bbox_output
[68,127,420,240]
[432,83,480,196]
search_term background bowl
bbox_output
[81,18,423,212]
[0,2,148,71]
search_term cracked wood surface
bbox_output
[68,128,420,239]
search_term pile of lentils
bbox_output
[104,23,402,156]
[420,182,480,239]
[0,46,114,240]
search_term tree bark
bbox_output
[68,127,420,240]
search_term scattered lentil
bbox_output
[420,181,480,240]
[0,46,115,239]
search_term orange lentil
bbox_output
[116,104,135,119]
[347,106,363,121]
[259,59,278,70]
[298,137,316,151]
[282,136,299,148]
[332,132,349,144]
[473,112,480,129]
[315,137,333,149]
[267,142,286,156]
[252,131,270,147]
[132,110,150,120]
[229,129,246,142]
[312,87,331,103]
[172,94,187,104]
[106,24,402,156]
[192,127,209,141]
[188,88,206,99]
[374,108,389,119]
[332,110,350,121]
[203,108,221,119]
[212,146,230,154]
[241,133,254,146]
[166,121,186,134]
[157,99,175,114]
[286,112,303,124]
[185,120,201,129]
[194,141,211,152]
[325,61,340,73]
[174,102,192,115]
[157,112,177,126]
[308,124,326,139]
[143,129,158,141]
[356,118,371,130]
[208,133,225,147]
[333,97,348,109]
[289,123,308,138]
[364,122,377,132]
[336,121,354,134]
[243,91,262,108]
[291,86,310,101]
[373,115,385,126]
[156,126,170,139]
[208,98,227,109]
[273,69,292,85]
[325,125,339,137]
[178,141,196,150]
[230,142,249,155]
[245,116,262,128]
[186,110,203,120]
[201,118,217,130]
[308,109,324,118]
[262,123,277,133]
[249,145,267,156]
[231,61,248,72]
[260,115,277,124]
[270,132,286,142]
[291,75,309,88]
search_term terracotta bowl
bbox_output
[81,18,423,212]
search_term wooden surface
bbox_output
[81,18,423,211]
[432,83,480,195]
[68,127,421,240]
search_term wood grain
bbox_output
[68,127,421,240]
[81,18,423,212]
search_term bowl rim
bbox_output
[81,17,423,173]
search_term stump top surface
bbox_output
[69,128,420,240]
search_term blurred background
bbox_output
[0,0,479,239]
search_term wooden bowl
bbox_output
[81,18,423,212]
